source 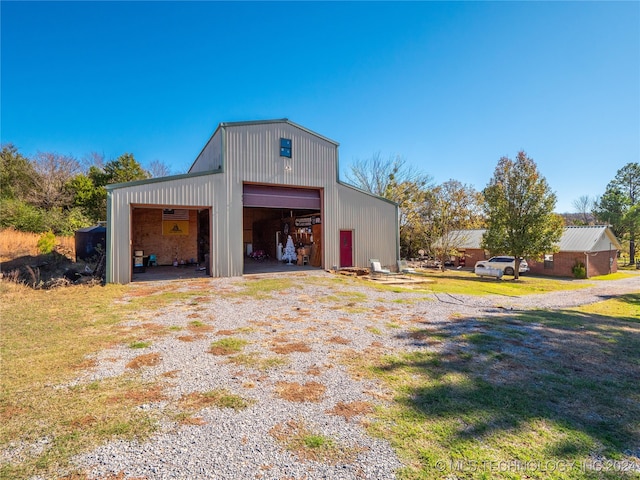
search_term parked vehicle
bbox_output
[475,256,529,276]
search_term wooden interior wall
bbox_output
[131,208,198,265]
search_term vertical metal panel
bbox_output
[336,185,399,270]
[223,122,340,276]
[107,120,398,283]
[107,174,223,284]
[190,129,223,173]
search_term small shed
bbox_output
[75,225,106,261]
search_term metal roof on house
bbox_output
[558,226,621,252]
[446,229,486,249]
[445,226,621,252]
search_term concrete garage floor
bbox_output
[131,259,320,282]
[243,258,320,275]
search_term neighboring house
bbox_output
[439,229,487,267]
[106,119,399,284]
[527,226,621,278]
[445,226,621,278]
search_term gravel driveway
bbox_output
[70,272,640,480]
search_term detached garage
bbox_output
[106,119,399,284]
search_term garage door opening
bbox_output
[243,184,322,274]
[130,206,211,282]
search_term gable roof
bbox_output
[444,226,621,252]
[559,226,622,252]
[443,229,486,249]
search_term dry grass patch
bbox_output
[215,329,236,336]
[275,381,326,402]
[178,416,207,426]
[271,341,311,354]
[125,353,161,369]
[327,335,350,345]
[162,370,180,378]
[269,419,363,464]
[227,353,288,371]
[0,228,75,261]
[326,401,374,422]
[306,366,322,376]
[178,389,254,411]
[186,320,214,333]
[125,285,172,298]
[177,334,203,342]
[107,384,166,404]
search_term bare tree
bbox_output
[344,152,433,258]
[572,195,595,224]
[81,151,105,172]
[28,152,81,209]
[148,159,172,178]
[344,152,430,197]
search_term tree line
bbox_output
[0,144,171,236]
[1,143,638,266]
[346,153,639,267]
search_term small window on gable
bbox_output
[280,138,292,158]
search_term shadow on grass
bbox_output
[381,303,640,475]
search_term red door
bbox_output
[339,230,353,268]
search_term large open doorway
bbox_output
[130,206,211,282]
[243,184,322,274]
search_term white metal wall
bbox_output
[222,122,339,276]
[107,120,399,283]
[189,129,223,173]
[106,173,223,284]
[335,184,399,270]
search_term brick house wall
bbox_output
[528,250,618,278]
[455,248,486,268]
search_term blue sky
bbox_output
[2,1,638,213]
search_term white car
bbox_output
[476,256,529,276]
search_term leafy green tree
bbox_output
[391,180,432,258]
[70,153,150,222]
[103,153,149,184]
[0,144,36,200]
[482,151,564,279]
[594,162,640,264]
[0,198,47,232]
[427,180,485,270]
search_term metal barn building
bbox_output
[106,119,399,284]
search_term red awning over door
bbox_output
[243,184,320,209]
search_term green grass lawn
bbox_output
[350,292,640,479]
[1,274,638,479]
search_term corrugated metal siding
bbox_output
[107,174,223,284]
[190,129,223,173]
[223,122,341,276]
[108,120,399,283]
[336,184,398,270]
[558,226,619,252]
